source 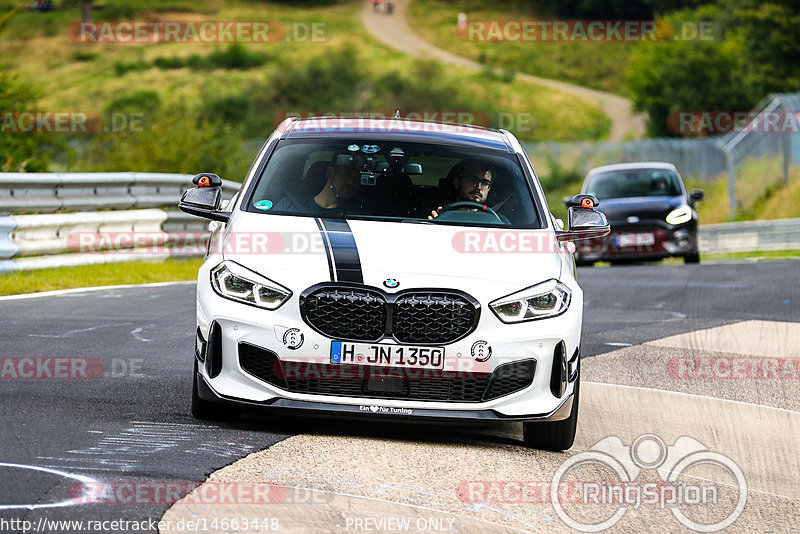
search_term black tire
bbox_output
[683,252,700,264]
[191,359,240,421]
[575,260,596,267]
[522,371,580,451]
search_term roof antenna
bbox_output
[393,110,401,119]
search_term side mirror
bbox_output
[178,173,231,222]
[564,194,599,209]
[690,189,704,203]
[556,200,610,242]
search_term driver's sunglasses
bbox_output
[461,175,492,189]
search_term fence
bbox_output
[524,92,800,220]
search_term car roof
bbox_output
[586,162,679,176]
[278,117,514,152]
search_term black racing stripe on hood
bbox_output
[319,218,364,284]
[314,218,336,281]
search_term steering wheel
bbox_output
[439,201,503,222]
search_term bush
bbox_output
[73,51,98,62]
[106,90,161,114]
[152,56,186,70]
[151,44,269,72]
[206,43,268,70]
[0,73,49,172]
[113,60,149,76]
[75,105,248,181]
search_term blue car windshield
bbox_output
[244,139,543,228]
[585,169,682,199]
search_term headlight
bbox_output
[211,261,291,310]
[490,279,571,323]
[666,205,692,225]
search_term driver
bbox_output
[429,159,508,222]
[274,154,361,215]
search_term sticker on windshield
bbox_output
[361,145,380,154]
[254,200,273,210]
[347,144,360,152]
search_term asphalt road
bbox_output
[0,261,797,533]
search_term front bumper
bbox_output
[195,269,583,423]
[195,369,577,424]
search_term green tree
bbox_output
[733,3,800,96]
[626,2,800,136]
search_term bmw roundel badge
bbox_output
[383,278,399,288]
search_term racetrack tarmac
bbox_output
[1,260,798,533]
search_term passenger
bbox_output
[274,156,361,215]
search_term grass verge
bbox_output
[407,0,634,95]
[0,257,203,296]
[662,249,800,264]
[0,0,610,144]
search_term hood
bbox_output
[597,196,684,223]
[220,212,563,301]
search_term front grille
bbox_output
[393,293,476,344]
[303,287,386,341]
[301,285,479,344]
[238,343,535,403]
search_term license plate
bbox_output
[616,232,655,247]
[330,341,444,369]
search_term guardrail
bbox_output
[2,211,798,273]
[0,172,239,214]
[0,172,797,272]
[0,171,241,273]
[0,210,211,273]
[698,218,800,255]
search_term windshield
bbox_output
[244,139,542,228]
[585,169,683,199]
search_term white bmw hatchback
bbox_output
[180,117,608,451]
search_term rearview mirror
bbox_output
[401,163,423,175]
[335,154,367,167]
[178,173,231,222]
[690,189,705,202]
